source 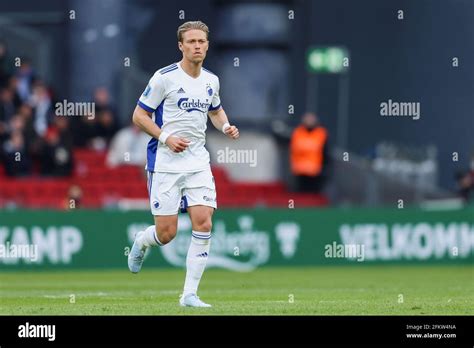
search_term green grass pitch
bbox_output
[0,266,472,315]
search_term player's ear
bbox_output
[178,41,183,52]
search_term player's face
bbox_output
[179,29,208,64]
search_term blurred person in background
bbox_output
[106,121,149,167]
[0,81,22,148]
[70,88,118,151]
[1,130,31,176]
[92,87,119,149]
[7,113,26,136]
[15,58,35,102]
[17,103,38,144]
[457,173,473,202]
[0,120,7,146]
[456,152,474,203]
[38,117,73,176]
[0,86,17,124]
[290,112,329,193]
[95,109,118,148]
[64,184,83,209]
[0,39,14,86]
[29,80,53,137]
[93,86,117,116]
[71,111,98,148]
[15,103,41,160]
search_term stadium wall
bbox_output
[0,207,472,270]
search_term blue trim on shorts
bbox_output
[147,171,153,197]
[180,195,188,214]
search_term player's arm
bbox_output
[134,72,189,153]
[208,107,239,139]
[132,106,189,153]
[132,105,161,139]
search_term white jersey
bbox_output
[138,62,221,173]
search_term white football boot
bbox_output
[128,231,146,273]
[179,293,212,308]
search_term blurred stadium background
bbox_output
[0,0,472,315]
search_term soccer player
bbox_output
[128,21,239,307]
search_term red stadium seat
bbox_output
[1,149,328,209]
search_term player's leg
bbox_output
[180,205,213,307]
[138,214,178,247]
[128,215,178,274]
[179,169,216,307]
[128,172,182,273]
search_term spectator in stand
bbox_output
[64,184,83,209]
[106,122,150,167]
[8,113,26,135]
[29,80,53,137]
[71,87,118,150]
[290,112,329,193]
[93,86,116,116]
[1,130,31,176]
[15,58,36,102]
[0,119,7,147]
[38,118,73,177]
[95,108,118,147]
[456,152,474,203]
[0,39,12,86]
[71,110,97,148]
[458,173,473,202]
[92,87,118,149]
[17,103,38,147]
[0,86,17,124]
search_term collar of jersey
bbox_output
[177,61,202,80]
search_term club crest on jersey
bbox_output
[206,84,213,96]
[177,98,211,112]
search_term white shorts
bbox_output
[147,168,217,216]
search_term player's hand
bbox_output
[166,136,190,153]
[224,125,239,139]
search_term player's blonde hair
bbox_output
[177,21,209,42]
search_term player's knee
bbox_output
[159,234,174,245]
[155,224,177,245]
[194,218,212,232]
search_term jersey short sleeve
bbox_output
[209,77,221,111]
[138,72,166,113]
